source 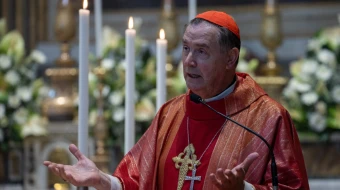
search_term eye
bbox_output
[182,46,190,54]
[198,49,206,55]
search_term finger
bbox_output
[209,173,223,189]
[216,168,228,184]
[48,163,61,177]
[69,144,84,161]
[57,164,68,181]
[43,161,52,167]
[241,152,259,171]
[235,166,245,177]
[224,169,236,183]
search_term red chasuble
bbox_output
[113,73,310,190]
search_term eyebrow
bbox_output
[182,38,210,49]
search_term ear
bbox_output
[225,47,239,69]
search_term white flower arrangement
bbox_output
[88,25,158,147]
[0,28,48,151]
[283,27,340,135]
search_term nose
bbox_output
[183,51,196,67]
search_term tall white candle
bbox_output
[94,0,103,57]
[188,0,197,21]
[156,29,167,111]
[125,17,136,154]
[78,0,89,157]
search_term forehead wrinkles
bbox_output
[183,23,219,45]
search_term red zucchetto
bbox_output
[195,11,240,39]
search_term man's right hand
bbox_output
[43,144,111,189]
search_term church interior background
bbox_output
[0,0,340,189]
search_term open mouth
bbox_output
[188,73,201,78]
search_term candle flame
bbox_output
[83,0,88,9]
[128,17,134,29]
[159,29,165,40]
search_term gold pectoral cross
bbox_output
[172,143,201,190]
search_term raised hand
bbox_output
[210,152,259,190]
[43,144,109,189]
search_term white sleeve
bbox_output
[108,175,122,190]
[244,181,255,190]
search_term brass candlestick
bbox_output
[159,0,179,75]
[91,66,109,173]
[43,0,78,121]
[260,1,283,76]
[256,0,287,103]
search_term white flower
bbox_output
[289,78,311,93]
[112,108,124,122]
[317,49,336,67]
[89,72,97,84]
[102,26,122,50]
[315,65,332,81]
[5,70,20,86]
[301,92,318,106]
[236,60,248,73]
[38,86,50,97]
[135,98,155,121]
[93,85,110,98]
[282,85,298,99]
[21,115,47,137]
[16,87,33,102]
[109,91,123,106]
[102,85,110,97]
[119,59,126,70]
[8,95,20,108]
[0,55,11,69]
[89,110,97,126]
[308,112,327,132]
[30,50,47,64]
[307,39,322,52]
[13,107,29,125]
[101,58,115,70]
[301,59,318,74]
[0,104,5,119]
[331,86,340,103]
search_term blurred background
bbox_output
[0,0,340,189]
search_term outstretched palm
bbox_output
[44,144,101,187]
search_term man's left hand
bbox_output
[210,152,259,189]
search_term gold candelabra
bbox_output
[91,66,109,173]
[43,0,78,121]
[260,1,283,76]
[159,0,179,77]
[256,0,287,103]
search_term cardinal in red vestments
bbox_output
[44,10,310,190]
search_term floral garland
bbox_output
[0,29,48,151]
[282,27,340,135]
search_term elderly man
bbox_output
[44,11,309,190]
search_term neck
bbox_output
[193,75,237,100]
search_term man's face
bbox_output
[182,22,234,99]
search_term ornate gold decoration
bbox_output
[172,143,200,190]
[48,148,71,189]
[91,65,109,173]
[43,0,78,121]
[260,0,283,76]
[256,0,287,103]
[160,0,179,76]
